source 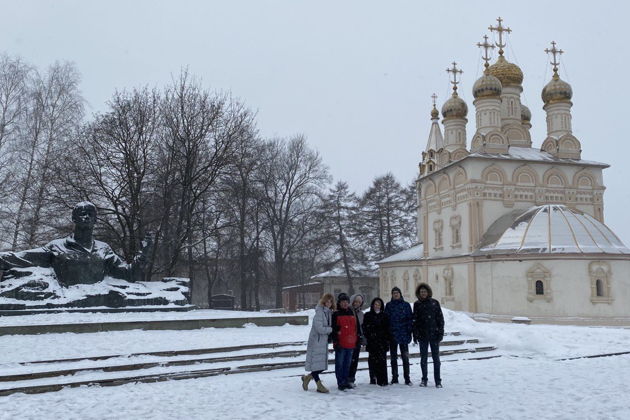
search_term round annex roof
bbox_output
[478,205,630,255]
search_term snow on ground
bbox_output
[2,354,628,420]
[0,323,307,364]
[0,309,309,327]
[0,309,629,419]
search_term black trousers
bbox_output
[348,343,361,382]
[419,340,441,383]
[389,341,410,382]
[368,349,388,385]
[310,370,323,382]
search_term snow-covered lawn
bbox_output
[0,309,629,419]
[0,309,308,327]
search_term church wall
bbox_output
[420,158,605,260]
[379,264,423,301]
[379,260,473,312]
[474,258,630,318]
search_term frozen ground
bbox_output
[0,309,629,419]
[0,308,308,327]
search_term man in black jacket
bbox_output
[412,283,445,388]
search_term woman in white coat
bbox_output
[302,293,335,393]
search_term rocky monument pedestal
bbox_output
[0,202,191,311]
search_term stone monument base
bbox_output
[0,268,190,310]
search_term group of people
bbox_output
[302,283,445,393]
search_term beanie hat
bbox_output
[391,287,402,295]
[337,292,349,302]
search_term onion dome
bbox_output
[441,93,468,119]
[487,56,523,87]
[430,103,439,119]
[542,73,573,104]
[477,205,630,255]
[521,104,532,122]
[472,73,502,99]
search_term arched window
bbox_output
[596,279,604,297]
[535,280,544,295]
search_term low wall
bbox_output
[0,315,309,336]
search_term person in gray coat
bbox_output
[347,293,365,387]
[303,293,335,393]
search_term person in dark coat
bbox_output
[412,283,445,388]
[384,286,413,385]
[331,293,358,391]
[362,297,390,386]
[347,293,365,387]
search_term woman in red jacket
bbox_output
[331,293,357,391]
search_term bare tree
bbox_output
[11,62,83,249]
[53,87,159,265]
[258,135,330,308]
[155,70,253,295]
[0,55,30,248]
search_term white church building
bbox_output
[377,19,630,323]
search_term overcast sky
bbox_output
[2,0,630,244]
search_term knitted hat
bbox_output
[391,287,402,295]
[337,292,350,302]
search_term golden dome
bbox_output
[542,73,572,104]
[441,93,468,119]
[472,73,502,99]
[487,56,523,87]
[431,104,439,119]
[521,104,531,121]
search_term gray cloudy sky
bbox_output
[2,0,630,244]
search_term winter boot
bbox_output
[316,380,329,393]
[436,382,443,388]
[419,379,428,387]
[301,374,312,391]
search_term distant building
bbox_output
[281,263,380,311]
[313,264,380,306]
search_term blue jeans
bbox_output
[419,340,441,383]
[335,348,354,387]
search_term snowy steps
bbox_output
[0,332,498,396]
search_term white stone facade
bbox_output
[379,25,630,323]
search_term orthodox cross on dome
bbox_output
[545,40,564,78]
[477,35,495,70]
[430,93,438,118]
[488,16,512,56]
[446,62,463,93]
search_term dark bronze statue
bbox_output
[0,202,151,287]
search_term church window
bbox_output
[589,262,613,304]
[527,264,552,302]
[413,269,421,289]
[433,219,444,250]
[450,215,462,248]
[596,279,604,297]
[403,271,410,294]
[428,163,434,172]
[441,266,455,303]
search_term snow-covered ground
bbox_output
[0,309,308,327]
[0,309,629,419]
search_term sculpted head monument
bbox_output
[0,201,150,287]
